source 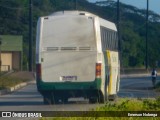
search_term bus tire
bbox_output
[98,96,104,103]
[61,97,68,103]
[51,95,59,104]
[89,97,97,103]
[98,91,105,103]
[43,95,52,105]
[104,79,108,102]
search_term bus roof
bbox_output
[46,11,117,31]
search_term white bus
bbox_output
[36,11,120,104]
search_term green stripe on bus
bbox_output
[37,79,101,90]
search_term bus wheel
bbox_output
[97,90,105,103]
[98,96,104,103]
[61,97,68,103]
[89,97,97,103]
[43,95,52,105]
[104,81,108,102]
[51,96,59,104]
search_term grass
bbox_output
[39,98,160,120]
[96,98,160,111]
[0,74,28,90]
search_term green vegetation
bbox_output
[40,118,159,120]
[0,0,160,68]
[0,75,27,90]
[40,98,160,120]
[96,98,160,111]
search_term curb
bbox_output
[0,82,28,96]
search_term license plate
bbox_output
[60,76,77,81]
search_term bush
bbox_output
[0,75,27,90]
[40,98,160,120]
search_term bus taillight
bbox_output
[36,64,42,79]
[96,63,101,78]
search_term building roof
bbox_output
[0,35,23,51]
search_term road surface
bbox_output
[0,76,159,113]
[118,76,160,98]
[0,81,103,111]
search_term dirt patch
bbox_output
[10,71,35,80]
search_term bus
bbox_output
[36,11,120,104]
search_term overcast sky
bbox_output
[88,0,160,15]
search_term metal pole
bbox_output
[0,40,1,73]
[29,0,33,71]
[117,0,120,51]
[146,0,149,69]
[75,0,77,10]
[117,0,122,69]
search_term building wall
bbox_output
[0,52,21,71]
[1,52,12,71]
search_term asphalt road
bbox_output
[0,81,102,112]
[118,76,160,98]
[0,76,159,113]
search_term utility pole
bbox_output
[75,0,77,10]
[29,0,33,71]
[146,0,149,69]
[117,0,122,68]
[117,0,120,51]
[0,38,2,73]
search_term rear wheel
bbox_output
[89,97,97,103]
[61,97,68,103]
[43,93,59,104]
[98,91,105,103]
[43,95,52,105]
[50,92,60,104]
[51,96,59,104]
[104,79,108,102]
[89,91,105,103]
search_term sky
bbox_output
[88,0,160,15]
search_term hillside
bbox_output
[0,0,160,68]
